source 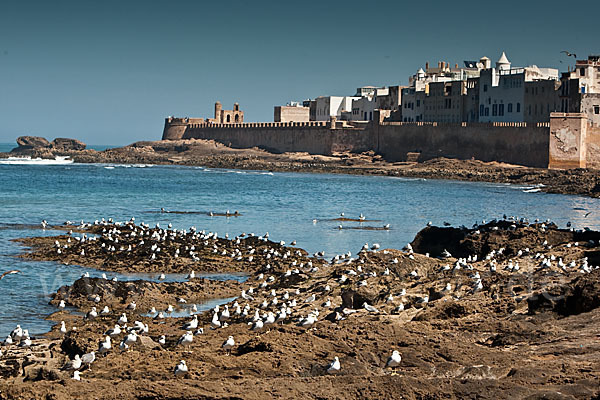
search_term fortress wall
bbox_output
[375,123,550,167]
[163,119,554,168]
[162,119,189,140]
[587,125,600,169]
[183,125,338,154]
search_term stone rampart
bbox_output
[162,117,578,168]
[375,122,550,167]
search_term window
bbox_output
[483,84,488,92]
[416,100,420,107]
[480,105,484,116]
[492,104,498,116]
[595,105,600,115]
[499,104,504,116]
[508,103,513,113]
[516,103,521,112]
[226,115,231,123]
[580,68,586,76]
[485,107,489,116]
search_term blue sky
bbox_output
[0,0,598,145]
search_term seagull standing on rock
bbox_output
[327,356,341,374]
[386,350,402,374]
[222,335,235,355]
[62,354,82,371]
[174,360,188,377]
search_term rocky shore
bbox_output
[2,217,600,399]
[2,136,600,198]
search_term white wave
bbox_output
[522,188,542,193]
[0,156,74,165]
[104,166,115,169]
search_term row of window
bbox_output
[480,103,521,117]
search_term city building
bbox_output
[478,52,559,123]
[311,96,359,121]
[422,80,467,123]
[274,104,310,122]
[559,55,600,126]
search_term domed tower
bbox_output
[214,101,222,123]
[496,52,511,71]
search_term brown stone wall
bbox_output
[167,121,551,168]
[375,122,549,167]
[586,124,600,169]
[549,113,587,169]
[182,123,368,155]
[162,118,189,140]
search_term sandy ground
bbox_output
[1,219,600,399]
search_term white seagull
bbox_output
[327,356,341,374]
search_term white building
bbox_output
[313,96,359,121]
[478,52,559,122]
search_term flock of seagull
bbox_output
[1,213,598,382]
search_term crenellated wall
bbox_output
[161,117,580,168]
[375,122,550,167]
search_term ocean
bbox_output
[0,162,599,337]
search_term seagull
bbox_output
[363,302,379,313]
[222,335,235,355]
[182,315,198,330]
[106,324,121,336]
[0,270,20,281]
[386,350,402,374]
[62,354,82,371]
[98,336,111,354]
[174,360,188,377]
[85,307,98,320]
[561,50,577,58]
[327,356,341,374]
[177,331,194,349]
[81,351,95,370]
[72,370,81,381]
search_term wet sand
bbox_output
[2,218,600,399]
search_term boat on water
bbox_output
[0,155,74,165]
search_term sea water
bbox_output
[1,162,599,337]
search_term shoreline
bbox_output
[1,218,599,398]
[2,138,600,198]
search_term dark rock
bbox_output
[528,270,600,316]
[16,136,51,148]
[12,136,51,152]
[341,288,379,309]
[51,138,86,152]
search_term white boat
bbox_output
[0,155,74,165]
